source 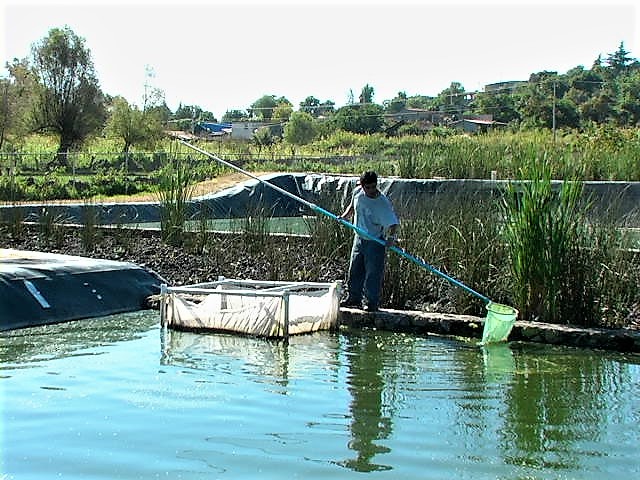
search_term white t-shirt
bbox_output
[352,188,399,238]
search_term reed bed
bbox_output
[169,173,637,327]
[499,163,639,327]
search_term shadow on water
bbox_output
[336,330,394,472]
[0,310,158,366]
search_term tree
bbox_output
[472,90,520,124]
[300,96,320,116]
[616,69,640,125]
[333,103,384,134]
[146,102,172,125]
[405,95,435,110]
[174,103,195,120]
[301,97,336,117]
[104,96,163,154]
[554,98,581,129]
[383,91,407,113]
[516,72,562,128]
[250,95,278,120]
[252,126,276,155]
[434,82,468,117]
[563,66,606,126]
[606,42,636,76]
[222,109,248,122]
[578,86,617,124]
[0,78,9,150]
[171,103,216,132]
[1,60,38,150]
[173,103,215,121]
[284,111,317,152]
[359,84,375,104]
[272,102,293,122]
[30,26,106,162]
[317,100,336,117]
[143,85,166,113]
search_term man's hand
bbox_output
[385,235,397,248]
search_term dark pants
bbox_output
[345,236,386,309]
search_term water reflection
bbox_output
[0,311,157,366]
[482,343,516,381]
[500,343,629,472]
[162,327,396,472]
[338,331,394,472]
[3,314,639,479]
[160,328,340,386]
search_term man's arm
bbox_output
[340,202,354,220]
[385,224,398,247]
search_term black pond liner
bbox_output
[1,249,164,331]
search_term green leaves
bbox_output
[500,163,598,323]
[283,111,317,147]
[157,152,195,246]
[30,26,105,158]
[104,97,163,153]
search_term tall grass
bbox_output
[304,193,352,259]
[79,200,100,252]
[240,203,270,255]
[383,192,507,315]
[499,161,640,326]
[157,152,195,246]
[35,205,68,247]
[2,202,25,239]
[186,202,213,255]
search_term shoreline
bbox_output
[337,308,640,354]
[3,224,639,353]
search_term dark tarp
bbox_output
[0,201,162,226]
[0,249,164,331]
[0,174,638,225]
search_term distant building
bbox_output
[196,122,232,138]
[230,121,283,140]
[386,108,449,125]
[484,81,527,94]
[450,117,507,133]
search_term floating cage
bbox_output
[160,277,341,338]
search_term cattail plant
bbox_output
[500,162,597,324]
[157,152,195,247]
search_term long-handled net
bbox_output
[177,140,518,343]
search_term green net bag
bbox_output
[481,302,518,344]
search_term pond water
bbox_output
[1,311,638,479]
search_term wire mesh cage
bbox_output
[160,277,341,338]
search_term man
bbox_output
[339,171,399,312]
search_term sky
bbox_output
[2,0,638,120]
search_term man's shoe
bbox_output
[340,299,361,308]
